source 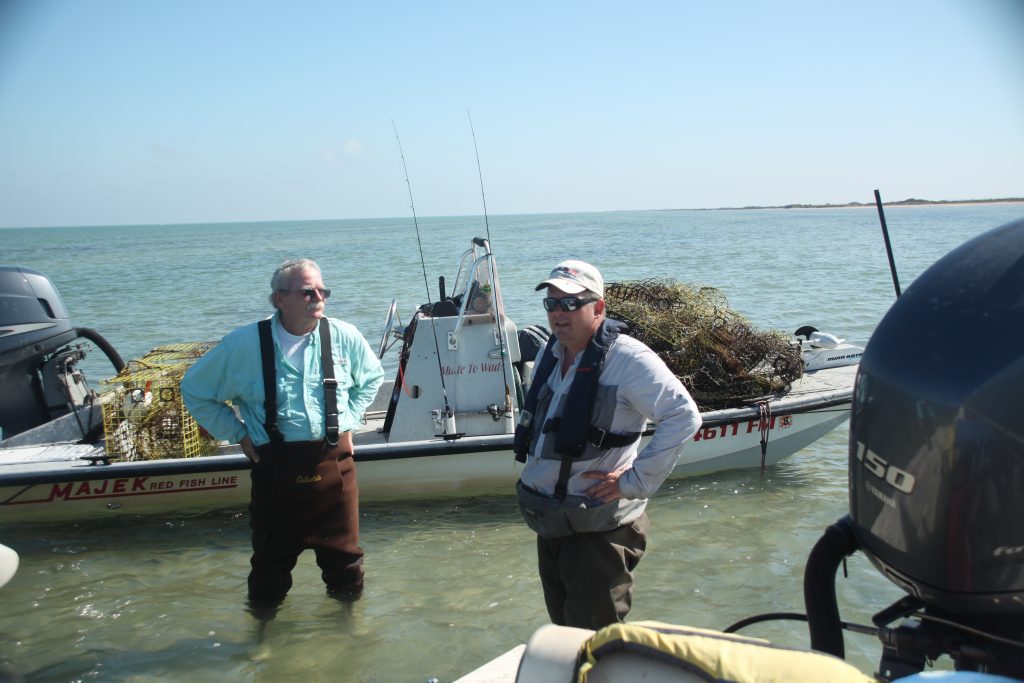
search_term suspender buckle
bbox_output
[323,378,339,388]
[592,427,608,448]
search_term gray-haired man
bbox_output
[182,258,384,612]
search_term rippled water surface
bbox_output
[2,204,1022,681]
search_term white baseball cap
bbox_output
[535,260,604,298]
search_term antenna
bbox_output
[874,189,902,298]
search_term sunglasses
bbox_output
[542,296,598,312]
[281,288,331,300]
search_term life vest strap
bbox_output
[589,426,642,449]
[544,417,641,449]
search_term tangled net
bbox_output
[604,279,803,410]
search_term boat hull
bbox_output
[0,386,852,522]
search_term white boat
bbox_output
[0,241,862,523]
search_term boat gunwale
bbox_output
[0,378,853,487]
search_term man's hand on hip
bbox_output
[581,466,627,502]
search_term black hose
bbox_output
[725,612,808,633]
[75,327,126,372]
[725,611,878,639]
[803,514,860,658]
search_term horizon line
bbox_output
[3,196,1022,231]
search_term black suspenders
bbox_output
[258,318,340,449]
[319,318,340,448]
[258,319,284,448]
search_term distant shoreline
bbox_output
[693,197,1024,211]
[4,197,1022,231]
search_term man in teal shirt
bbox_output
[182,258,384,611]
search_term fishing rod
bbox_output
[467,110,513,424]
[467,110,493,246]
[874,189,902,298]
[391,119,455,435]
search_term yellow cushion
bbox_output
[576,621,877,683]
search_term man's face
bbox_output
[274,267,327,334]
[545,285,604,354]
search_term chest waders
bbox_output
[513,319,644,538]
[247,318,363,605]
[514,320,651,628]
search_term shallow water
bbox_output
[1,203,1021,681]
[5,438,902,683]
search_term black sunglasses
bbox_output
[543,296,598,312]
[281,288,331,300]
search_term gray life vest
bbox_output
[513,318,642,500]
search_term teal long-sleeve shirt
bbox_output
[181,314,385,446]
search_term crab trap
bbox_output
[100,342,218,460]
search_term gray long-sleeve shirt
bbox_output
[519,333,702,501]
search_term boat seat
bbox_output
[515,621,877,683]
[422,299,460,317]
[517,325,550,364]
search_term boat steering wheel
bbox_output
[377,299,400,359]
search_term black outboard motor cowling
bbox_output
[0,266,75,354]
[0,266,82,438]
[801,219,1024,679]
[849,217,1024,616]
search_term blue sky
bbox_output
[1,0,1021,228]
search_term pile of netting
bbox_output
[604,278,803,410]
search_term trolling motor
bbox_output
[803,217,1024,680]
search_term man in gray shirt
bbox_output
[515,259,702,629]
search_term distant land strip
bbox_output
[703,197,1024,211]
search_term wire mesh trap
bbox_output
[604,279,803,410]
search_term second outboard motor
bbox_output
[0,266,123,440]
[805,218,1024,681]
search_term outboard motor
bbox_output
[0,266,123,440]
[804,218,1024,681]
